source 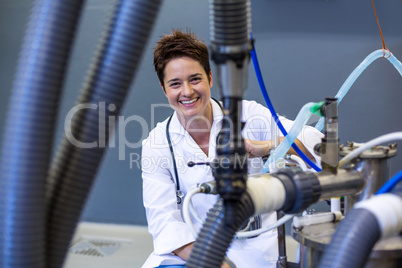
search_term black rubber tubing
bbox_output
[0,1,84,267]
[210,0,250,46]
[186,193,255,268]
[45,0,162,267]
[318,208,381,268]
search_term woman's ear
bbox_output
[160,82,167,97]
[209,71,213,88]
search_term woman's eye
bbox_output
[170,82,180,87]
[191,77,201,83]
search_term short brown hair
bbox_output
[153,29,211,89]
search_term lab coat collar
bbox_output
[168,98,224,135]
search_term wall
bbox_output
[0,0,401,225]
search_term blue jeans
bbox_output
[155,266,185,268]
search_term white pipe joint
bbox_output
[354,193,402,238]
[246,174,286,216]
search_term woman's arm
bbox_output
[245,137,314,160]
[173,242,194,260]
[241,100,323,164]
[173,242,231,268]
[142,131,195,256]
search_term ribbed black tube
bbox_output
[210,0,251,46]
[0,1,83,267]
[45,0,161,267]
[318,208,381,268]
[186,193,255,268]
[215,98,247,202]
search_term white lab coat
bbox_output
[141,99,323,268]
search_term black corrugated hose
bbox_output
[0,0,84,267]
[186,193,255,268]
[45,0,162,267]
[318,208,381,268]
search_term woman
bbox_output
[141,29,323,268]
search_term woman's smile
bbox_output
[179,97,199,106]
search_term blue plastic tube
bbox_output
[376,170,402,195]
[261,102,317,173]
[250,37,322,172]
[315,49,402,131]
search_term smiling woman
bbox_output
[140,29,324,268]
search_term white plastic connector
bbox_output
[330,197,341,212]
[286,154,308,171]
[293,211,343,228]
[354,193,402,238]
[246,174,286,215]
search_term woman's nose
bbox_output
[182,82,194,96]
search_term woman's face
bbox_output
[162,56,213,123]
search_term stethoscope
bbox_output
[165,97,222,204]
[166,97,261,233]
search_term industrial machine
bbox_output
[186,1,402,268]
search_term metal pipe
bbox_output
[317,169,365,200]
[339,143,396,213]
[209,0,251,221]
[320,97,339,173]
[214,98,248,202]
[276,211,288,268]
[344,144,395,198]
[189,1,253,266]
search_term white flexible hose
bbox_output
[183,184,294,239]
[189,198,204,225]
[183,187,202,238]
[234,214,295,239]
[286,154,308,171]
[183,186,238,267]
[338,132,402,168]
[237,219,252,233]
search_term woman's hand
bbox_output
[174,243,233,268]
[244,139,271,158]
[173,242,194,261]
[245,137,315,161]
[221,261,232,268]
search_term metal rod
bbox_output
[317,169,365,200]
[276,211,288,268]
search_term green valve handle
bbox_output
[310,101,325,116]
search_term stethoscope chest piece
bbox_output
[176,190,185,204]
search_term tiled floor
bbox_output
[64,222,154,268]
[64,222,298,268]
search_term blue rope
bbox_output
[250,37,321,172]
[376,170,402,195]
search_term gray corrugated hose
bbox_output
[45,0,162,267]
[0,0,84,267]
[186,194,255,268]
[319,192,402,268]
[318,208,381,268]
